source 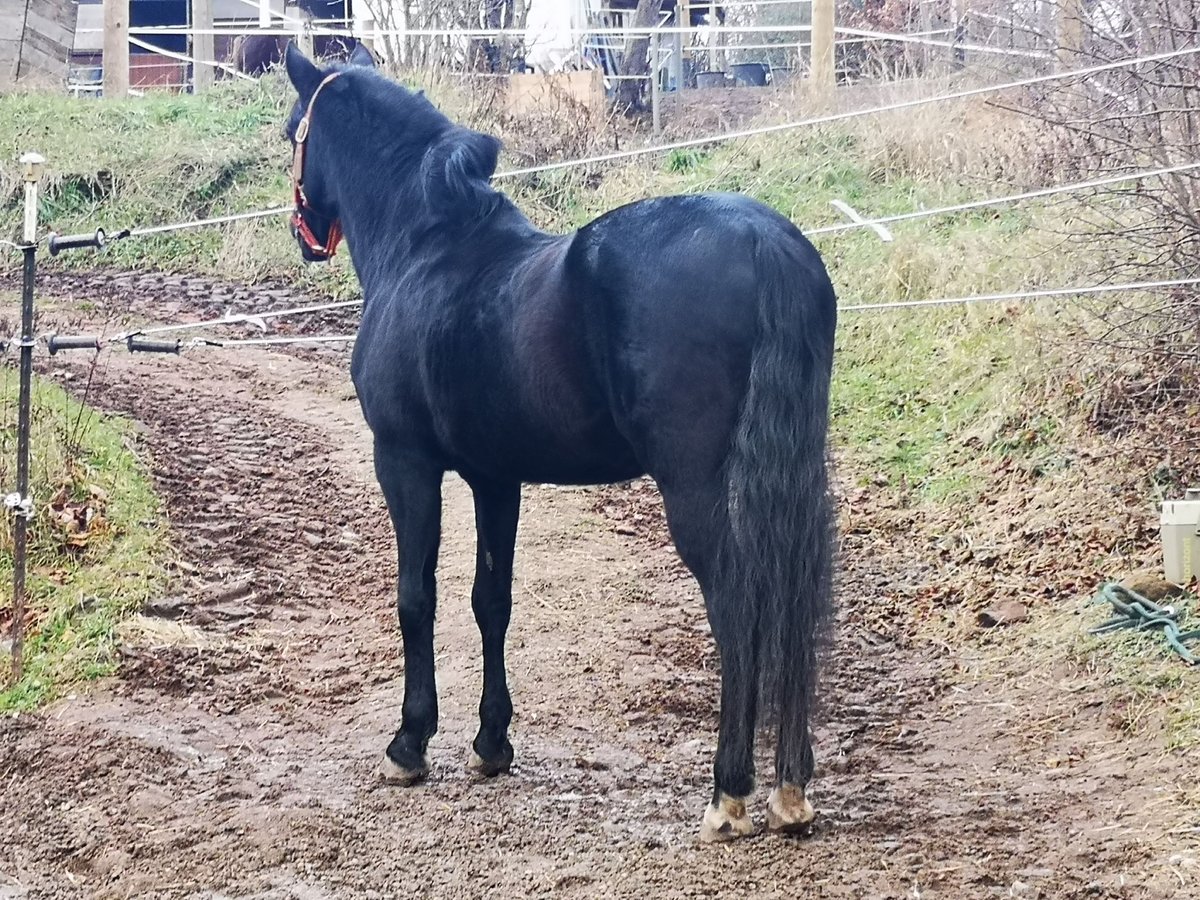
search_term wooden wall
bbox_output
[0,0,76,91]
[505,70,607,118]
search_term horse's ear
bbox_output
[445,128,501,205]
[285,41,322,97]
[349,43,376,68]
[425,127,501,217]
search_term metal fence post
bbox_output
[651,29,661,137]
[8,152,44,685]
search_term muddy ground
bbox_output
[0,271,1195,899]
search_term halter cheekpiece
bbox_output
[291,71,345,260]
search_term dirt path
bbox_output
[1,272,1195,899]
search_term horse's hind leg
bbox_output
[658,479,758,842]
[375,444,444,785]
[768,713,817,833]
[465,479,521,776]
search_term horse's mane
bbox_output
[298,64,505,226]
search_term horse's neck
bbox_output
[346,193,540,302]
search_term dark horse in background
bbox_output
[284,44,836,841]
[233,0,360,76]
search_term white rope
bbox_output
[808,159,1200,237]
[127,205,292,237]
[117,298,363,341]
[491,44,1200,178]
[127,35,257,82]
[842,277,1200,312]
[834,26,1051,60]
[93,24,820,38]
[85,45,1196,241]
[176,278,1200,352]
[191,334,357,347]
[105,160,1200,252]
[226,0,305,26]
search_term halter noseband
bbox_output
[291,71,345,261]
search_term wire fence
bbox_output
[7,275,1196,361]
[494,44,1200,177]
[5,44,1193,353]
[12,46,1200,258]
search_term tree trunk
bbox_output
[615,0,664,112]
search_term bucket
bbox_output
[1161,487,1200,584]
[730,62,768,87]
[695,71,728,89]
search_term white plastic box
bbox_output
[1161,488,1200,585]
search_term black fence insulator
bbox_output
[126,337,181,354]
[47,334,102,354]
[48,229,107,256]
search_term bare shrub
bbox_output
[985,0,1198,474]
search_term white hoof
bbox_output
[766,783,815,833]
[699,793,755,843]
[466,741,513,776]
[380,751,428,785]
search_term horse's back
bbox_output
[567,192,834,481]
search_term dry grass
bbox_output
[117,615,224,650]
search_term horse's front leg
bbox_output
[465,479,521,776]
[375,444,444,785]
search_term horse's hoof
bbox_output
[380,751,429,786]
[467,748,512,777]
[467,741,513,777]
[699,794,755,843]
[766,783,815,834]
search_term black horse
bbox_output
[284,44,836,842]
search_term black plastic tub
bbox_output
[695,70,728,88]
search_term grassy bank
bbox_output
[0,352,169,710]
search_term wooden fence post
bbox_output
[1056,0,1084,70]
[103,0,129,98]
[678,0,690,85]
[810,0,835,98]
[192,0,214,92]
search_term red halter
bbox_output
[291,71,345,260]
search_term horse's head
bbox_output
[284,42,375,263]
[284,41,506,262]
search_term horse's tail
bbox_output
[715,228,837,763]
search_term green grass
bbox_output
[0,362,169,710]
[0,76,357,297]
